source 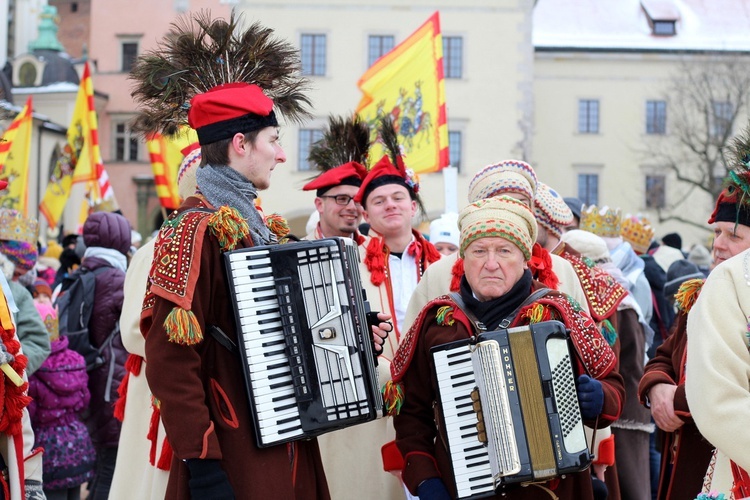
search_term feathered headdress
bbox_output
[354,116,423,214]
[307,115,371,172]
[302,115,371,195]
[710,125,750,226]
[129,11,311,139]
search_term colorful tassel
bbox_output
[164,307,203,345]
[436,306,455,326]
[450,258,464,292]
[382,380,405,416]
[523,303,546,324]
[208,206,250,251]
[675,278,704,312]
[600,319,617,346]
[265,213,290,239]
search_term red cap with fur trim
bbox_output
[187,83,277,145]
[303,162,367,195]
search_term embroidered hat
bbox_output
[303,162,368,196]
[467,160,538,204]
[429,213,460,246]
[620,215,655,255]
[579,205,622,238]
[534,182,574,238]
[0,209,39,245]
[177,143,201,201]
[458,196,538,260]
[561,229,611,263]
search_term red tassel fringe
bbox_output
[364,238,387,286]
[113,371,129,422]
[148,406,160,466]
[450,258,464,292]
[156,437,173,471]
[125,354,143,376]
[530,244,559,290]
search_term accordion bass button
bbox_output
[319,328,336,339]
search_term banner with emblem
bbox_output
[0,97,33,213]
[356,11,449,174]
[40,62,114,227]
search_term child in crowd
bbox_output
[28,302,95,500]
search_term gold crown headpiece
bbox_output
[620,214,654,254]
[0,209,39,245]
[579,205,622,238]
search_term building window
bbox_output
[121,42,138,72]
[577,173,599,205]
[301,34,326,76]
[448,131,462,172]
[578,100,599,134]
[646,100,667,135]
[114,122,139,161]
[442,36,463,79]
[298,128,324,171]
[711,101,733,138]
[368,35,394,67]
[71,2,78,12]
[653,21,676,36]
[645,175,666,209]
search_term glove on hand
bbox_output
[417,477,452,500]
[576,374,604,420]
[186,459,235,500]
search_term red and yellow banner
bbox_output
[40,62,115,227]
[356,11,449,174]
[147,127,198,210]
[0,97,33,213]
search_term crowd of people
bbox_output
[1,10,750,500]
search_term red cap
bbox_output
[354,155,418,204]
[0,180,7,191]
[187,83,277,145]
[303,162,367,193]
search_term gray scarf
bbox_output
[196,164,275,246]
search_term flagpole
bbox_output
[442,165,458,213]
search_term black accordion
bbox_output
[431,321,590,499]
[224,238,382,447]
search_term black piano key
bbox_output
[267,361,290,370]
[249,272,274,280]
[275,402,297,412]
[269,380,293,390]
[256,307,281,315]
[264,349,286,358]
[278,424,303,435]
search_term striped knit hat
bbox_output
[458,196,538,260]
[467,159,538,204]
[177,143,201,201]
[534,182,574,238]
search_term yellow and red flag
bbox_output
[0,97,33,213]
[146,127,199,210]
[356,11,449,174]
[40,62,114,227]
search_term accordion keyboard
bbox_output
[225,238,381,447]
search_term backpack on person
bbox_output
[54,266,118,371]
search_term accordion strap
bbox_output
[448,288,551,334]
